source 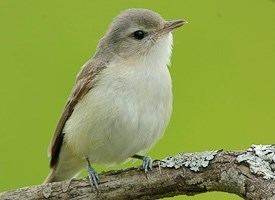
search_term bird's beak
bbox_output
[152,19,187,39]
[162,19,187,33]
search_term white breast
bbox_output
[64,33,173,164]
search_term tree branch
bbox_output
[1,145,275,200]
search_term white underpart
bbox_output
[64,33,173,164]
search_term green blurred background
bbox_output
[0,0,275,199]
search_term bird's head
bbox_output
[96,8,186,65]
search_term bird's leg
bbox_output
[132,154,153,173]
[86,157,99,190]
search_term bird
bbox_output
[44,8,185,189]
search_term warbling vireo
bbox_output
[45,8,186,189]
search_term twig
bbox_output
[1,145,275,200]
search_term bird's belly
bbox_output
[64,64,172,164]
[87,100,169,163]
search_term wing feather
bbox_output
[49,59,106,168]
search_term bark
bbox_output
[1,145,275,200]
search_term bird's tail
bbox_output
[44,169,58,183]
[44,145,86,183]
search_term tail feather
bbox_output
[44,170,57,184]
[44,144,85,183]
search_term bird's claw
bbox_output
[87,165,99,190]
[142,156,153,173]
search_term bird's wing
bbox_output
[49,59,106,168]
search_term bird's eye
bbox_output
[132,30,146,40]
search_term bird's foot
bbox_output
[142,155,153,173]
[86,158,99,190]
